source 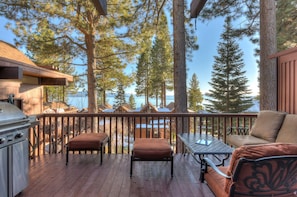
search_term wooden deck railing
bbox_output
[28,112,257,158]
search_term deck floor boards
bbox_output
[18,154,215,197]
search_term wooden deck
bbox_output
[18,153,215,197]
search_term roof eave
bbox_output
[91,0,107,15]
[190,0,207,18]
[0,57,73,84]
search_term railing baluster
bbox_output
[127,117,131,154]
[222,116,227,142]
[54,116,58,154]
[121,116,124,154]
[61,116,64,154]
[37,123,40,157]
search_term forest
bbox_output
[0,0,296,113]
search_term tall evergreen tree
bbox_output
[150,37,172,107]
[188,74,203,112]
[135,47,152,105]
[197,0,280,110]
[113,83,126,109]
[136,11,173,108]
[276,0,297,51]
[205,17,253,113]
[128,94,136,109]
[155,11,174,107]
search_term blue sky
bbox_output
[0,15,259,96]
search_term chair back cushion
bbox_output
[232,156,297,196]
[276,114,297,143]
[249,110,286,142]
[225,143,297,195]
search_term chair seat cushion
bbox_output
[227,135,270,147]
[225,143,297,193]
[68,133,108,150]
[205,166,229,197]
[133,138,172,159]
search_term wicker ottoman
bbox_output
[130,138,173,177]
[66,132,109,165]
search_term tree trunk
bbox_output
[45,88,48,103]
[86,34,98,113]
[103,90,106,106]
[260,0,277,110]
[163,81,166,107]
[173,0,188,153]
[173,0,187,113]
[146,81,149,105]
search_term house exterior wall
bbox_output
[271,47,297,114]
[0,80,21,97]
[277,50,297,114]
[0,79,43,115]
[19,84,43,115]
[1,41,73,115]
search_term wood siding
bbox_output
[271,47,297,114]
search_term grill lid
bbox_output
[0,102,28,126]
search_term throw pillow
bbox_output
[249,110,286,142]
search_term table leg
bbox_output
[221,154,231,166]
[199,156,207,182]
[209,154,231,166]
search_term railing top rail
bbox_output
[37,112,258,118]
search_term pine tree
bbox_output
[128,94,136,110]
[276,0,297,51]
[113,83,126,109]
[135,47,152,105]
[154,11,174,107]
[198,0,280,110]
[23,19,77,103]
[205,17,253,113]
[135,11,173,108]
[150,37,171,107]
[188,74,203,112]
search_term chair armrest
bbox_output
[203,157,231,179]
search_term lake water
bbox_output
[67,94,259,112]
[67,94,175,110]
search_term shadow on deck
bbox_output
[18,154,215,197]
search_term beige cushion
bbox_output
[276,114,297,143]
[249,110,286,142]
[226,135,270,147]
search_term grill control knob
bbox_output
[15,133,24,139]
[0,137,5,144]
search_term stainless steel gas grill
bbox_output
[0,102,30,197]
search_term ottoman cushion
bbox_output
[68,133,109,150]
[133,138,172,159]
